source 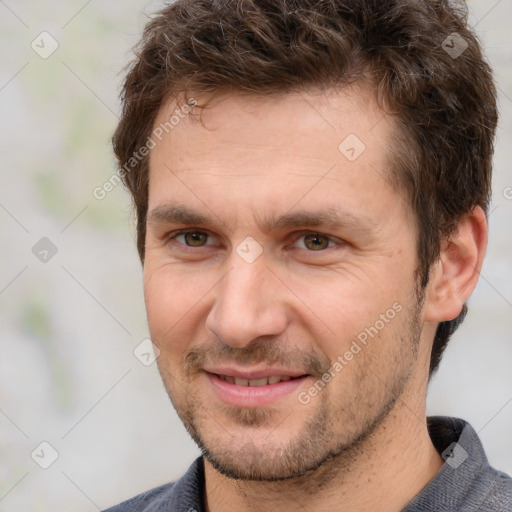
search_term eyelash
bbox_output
[166,229,341,252]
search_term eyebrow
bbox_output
[147,203,376,235]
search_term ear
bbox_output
[424,206,488,323]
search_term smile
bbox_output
[205,372,310,407]
[216,374,300,386]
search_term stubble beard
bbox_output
[157,290,424,485]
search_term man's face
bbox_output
[144,89,428,481]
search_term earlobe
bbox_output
[424,206,488,323]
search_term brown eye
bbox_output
[180,231,208,246]
[303,233,331,250]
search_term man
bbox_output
[104,0,512,510]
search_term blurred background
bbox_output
[0,0,511,510]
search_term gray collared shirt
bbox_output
[103,416,512,511]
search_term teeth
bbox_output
[218,375,298,386]
[248,378,268,387]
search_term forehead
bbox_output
[146,87,407,228]
[151,87,387,157]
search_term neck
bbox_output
[203,395,443,512]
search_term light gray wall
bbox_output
[0,1,510,509]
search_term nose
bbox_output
[205,254,289,348]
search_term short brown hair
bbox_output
[113,0,497,377]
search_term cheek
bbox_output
[288,265,408,351]
[144,266,182,339]
[143,263,215,350]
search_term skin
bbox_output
[143,87,487,512]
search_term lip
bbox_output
[205,371,310,407]
[203,366,308,380]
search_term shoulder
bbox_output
[405,416,512,511]
[473,467,512,511]
[102,456,205,512]
[103,481,177,512]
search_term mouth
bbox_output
[214,374,305,386]
[204,371,311,407]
